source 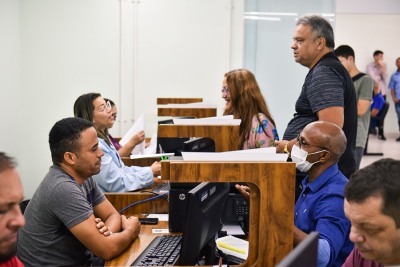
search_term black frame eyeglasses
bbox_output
[296,134,326,150]
[221,86,229,94]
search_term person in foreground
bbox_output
[17,117,141,266]
[275,15,357,180]
[0,153,25,267]
[222,68,279,149]
[237,121,353,267]
[104,98,146,157]
[342,158,400,267]
[74,93,160,192]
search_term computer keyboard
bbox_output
[131,235,182,266]
[152,183,170,193]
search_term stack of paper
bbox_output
[159,102,218,108]
[181,149,288,162]
[216,235,248,260]
[172,117,241,125]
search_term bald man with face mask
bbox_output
[237,121,354,267]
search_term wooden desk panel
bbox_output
[121,157,160,168]
[168,161,295,267]
[157,107,216,118]
[105,192,169,215]
[107,162,295,267]
[157,98,203,104]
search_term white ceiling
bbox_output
[336,0,400,14]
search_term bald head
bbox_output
[302,121,347,161]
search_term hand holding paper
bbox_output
[119,114,145,155]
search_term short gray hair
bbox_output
[297,15,335,49]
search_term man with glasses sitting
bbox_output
[237,121,353,267]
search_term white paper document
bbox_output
[159,102,217,108]
[119,114,145,155]
[130,153,174,159]
[181,151,288,162]
[172,118,241,125]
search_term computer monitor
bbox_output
[275,231,319,267]
[178,182,230,265]
[183,137,215,153]
[157,118,192,156]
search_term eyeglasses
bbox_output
[296,134,326,150]
[221,86,229,94]
[98,101,112,113]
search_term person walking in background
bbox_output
[0,152,25,267]
[334,45,373,170]
[389,57,400,142]
[366,50,388,100]
[222,68,279,149]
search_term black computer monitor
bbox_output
[178,182,230,265]
[157,118,192,156]
[182,137,215,153]
[275,231,319,267]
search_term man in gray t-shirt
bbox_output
[335,45,373,170]
[17,117,141,266]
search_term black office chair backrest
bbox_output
[20,199,30,214]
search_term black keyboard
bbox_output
[152,183,170,193]
[131,235,182,266]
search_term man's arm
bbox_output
[70,213,140,260]
[366,64,380,83]
[392,89,399,103]
[317,106,344,128]
[357,99,371,117]
[370,108,380,118]
[93,198,122,234]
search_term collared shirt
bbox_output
[389,70,400,99]
[341,247,383,267]
[295,164,353,267]
[92,137,153,192]
[366,62,388,95]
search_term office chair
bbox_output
[20,199,30,214]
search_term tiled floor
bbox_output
[360,132,400,169]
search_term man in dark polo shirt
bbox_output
[275,15,357,197]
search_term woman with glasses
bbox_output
[74,93,161,192]
[222,68,279,149]
[104,98,146,157]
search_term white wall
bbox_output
[3,0,242,198]
[0,1,23,173]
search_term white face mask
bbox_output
[291,145,325,172]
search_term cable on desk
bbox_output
[139,190,169,200]
[118,192,169,214]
